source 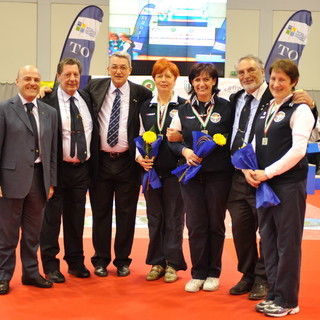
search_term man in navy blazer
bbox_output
[39,58,99,283]
[84,51,152,277]
[0,65,58,295]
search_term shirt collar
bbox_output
[245,81,268,102]
[190,93,215,108]
[19,93,38,108]
[58,86,80,103]
[149,91,179,107]
[109,80,129,95]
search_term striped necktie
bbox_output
[107,88,121,147]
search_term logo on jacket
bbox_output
[210,112,221,123]
[274,111,285,122]
[169,109,178,118]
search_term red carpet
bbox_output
[1,238,320,320]
[1,191,319,319]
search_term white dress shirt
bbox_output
[230,82,268,148]
[58,87,93,162]
[99,81,130,152]
[19,94,41,163]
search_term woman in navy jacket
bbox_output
[244,59,314,317]
[137,59,187,282]
[168,63,234,292]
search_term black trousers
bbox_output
[0,165,46,280]
[90,151,140,268]
[227,171,266,284]
[259,180,306,308]
[144,175,187,271]
[181,172,232,279]
[40,161,90,272]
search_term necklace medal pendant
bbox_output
[262,137,268,146]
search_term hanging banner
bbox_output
[264,10,312,82]
[58,5,104,88]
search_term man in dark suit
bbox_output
[40,58,99,282]
[227,55,317,300]
[84,51,152,277]
[0,65,58,295]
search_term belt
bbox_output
[63,161,87,166]
[102,150,129,158]
[34,162,42,168]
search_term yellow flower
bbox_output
[143,131,157,144]
[213,133,226,146]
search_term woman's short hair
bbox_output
[188,63,219,95]
[152,58,180,79]
[269,59,299,85]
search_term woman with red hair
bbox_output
[136,58,187,283]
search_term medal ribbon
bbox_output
[191,103,215,131]
[157,103,169,134]
[264,101,281,136]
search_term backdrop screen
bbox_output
[109,0,227,75]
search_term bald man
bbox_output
[0,65,58,295]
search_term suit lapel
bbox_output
[11,95,33,133]
[37,100,49,138]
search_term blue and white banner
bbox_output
[265,10,312,82]
[131,3,156,56]
[59,5,104,88]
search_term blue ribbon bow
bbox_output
[171,131,219,184]
[231,143,281,208]
[134,135,163,193]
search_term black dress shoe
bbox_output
[0,280,10,295]
[230,278,253,295]
[68,266,90,278]
[117,265,130,277]
[46,270,65,283]
[22,275,53,288]
[248,283,268,300]
[94,266,108,277]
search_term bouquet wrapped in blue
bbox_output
[171,131,226,184]
[232,143,281,208]
[134,129,163,193]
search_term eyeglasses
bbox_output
[110,65,130,72]
[237,68,259,78]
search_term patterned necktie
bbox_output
[69,96,87,162]
[231,94,254,155]
[25,103,39,160]
[107,88,121,147]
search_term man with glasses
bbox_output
[84,51,152,278]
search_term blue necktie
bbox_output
[107,88,121,147]
[69,96,87,162]
[25,103,39,160]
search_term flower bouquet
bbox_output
[134,127,163,193]
[171,131,226,184]
[231,143,280,208]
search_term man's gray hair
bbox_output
[235,54,264,70]
[108,51,132,68]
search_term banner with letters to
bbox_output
[264,10,312,82]
[58,5,104,88]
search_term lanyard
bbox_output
[156,103,169,134]
[191,103,215,131]
[263,101,281,136]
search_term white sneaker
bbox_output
[203,277,219,291]
[185,279,205,293]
